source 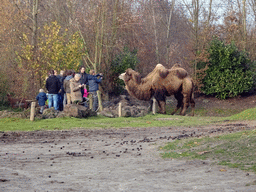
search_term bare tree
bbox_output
[242,0,247,45]
[166,0,175,65]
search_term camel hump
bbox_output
[171,63,181,69]
[155,63,164,69]
[169,67,188,79]
[155,64,169,78]
[143,64,169,81]
[176,68,188,79]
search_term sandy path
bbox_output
[0,122,256,192]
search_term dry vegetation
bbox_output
[0,0,256,101]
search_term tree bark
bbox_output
[151,0,160,63]
[32,0,38,53]
[242,0,247,47]
[166,0,175,65]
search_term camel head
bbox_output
[119,68,142,84]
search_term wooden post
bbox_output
[30,102,36,121]
[97,90,103,112]
[118,102,122,117]
[89,94,93,110]
[152,98,156,115]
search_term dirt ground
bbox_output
[1,95,256,192]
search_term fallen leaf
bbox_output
[220,169,227,172]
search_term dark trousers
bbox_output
[90,91,98,111]
[58,93,64,111]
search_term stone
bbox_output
[42,108,58,119]
[98,110,117,118]
[63,104,96,118]
[100,95,151,118]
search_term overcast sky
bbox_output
[173,0,254,26]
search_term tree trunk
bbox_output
[32,0,38,54]
[242,0,247,48]
[207,0,213,28]
[166,0,175,65]
[151,0,159,63]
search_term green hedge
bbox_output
[202,38,255,99]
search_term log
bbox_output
[89,94,93,110]
[30,102,36,121]
[118,102,122,117]
[152,98,156,115]
[97,90,103,112]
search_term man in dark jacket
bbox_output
[56,70,66,111]
[46,70,61,110]
[87,69,103,111]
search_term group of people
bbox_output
[36,67,103,114]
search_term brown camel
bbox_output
[119,64,195,116]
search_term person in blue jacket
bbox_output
[87,69,103,111]
[36,89,48,114]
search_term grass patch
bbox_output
[1,105,256,132]
[165,104,241,117]
[161,129,256,173]
[0,114,224,132]
[229,108,256,120]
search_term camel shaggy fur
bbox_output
[119,64,195,116]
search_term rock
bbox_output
[42,108,58,119]
[98,110,117,118]
[100,95,151,118]
[121,107,132,117]
[63,104,96,118]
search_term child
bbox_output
[83,87,88,99]
[82,87,89,107]
[36,89,48,114]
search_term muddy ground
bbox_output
[1,120,256,192]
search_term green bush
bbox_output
[110,46,138,95]
[202,38,255,99]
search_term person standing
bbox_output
[70,74,84,104]
[46,70,61,111]
[57,70,66,111]
[79,66,88,96]
[87,70,103,111]
[63,70,73,105]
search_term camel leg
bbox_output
[171,93,183,115]
[180,93,189,116]
[157,100,166,114]
[154,90,166,114]
[190,93,195,116]
[149,99,153,112]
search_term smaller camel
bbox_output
[119,64,195,116]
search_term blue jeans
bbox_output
[47,94,59,110]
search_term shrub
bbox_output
[110,46,138,95]
[201,38,255,99]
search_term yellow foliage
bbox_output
[17,21,85,84]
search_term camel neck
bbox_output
[126,80,153,101]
